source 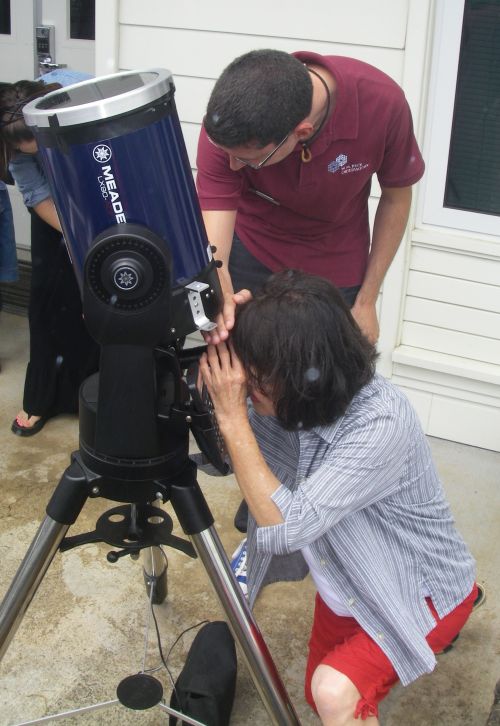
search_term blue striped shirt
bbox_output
[245,373,475,686]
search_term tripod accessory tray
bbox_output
[59,504,196,561]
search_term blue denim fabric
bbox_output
[9,153,51,208]
[37,69,92,86]
[0,186,18,282]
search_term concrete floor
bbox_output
[0,309,498,726]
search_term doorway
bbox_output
[0,0,95,309]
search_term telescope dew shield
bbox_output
[23,69,221,343]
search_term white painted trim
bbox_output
[117,0,409,48]
[376,0,433,377]
[391,348,500,452]
[392,345,500,388]
[419,0,500,237]
[95,0,119,76]
[411,227,500,260]
[393,374,500,410]
[393,383,500,451]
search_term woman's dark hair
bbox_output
[0,80,60,177]
[205,49,312,148]
[232,270,378,430]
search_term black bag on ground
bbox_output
[169,621,237,725]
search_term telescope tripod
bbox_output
[0,358,301,725]
[0,221,300,723]
[0,450,300,725]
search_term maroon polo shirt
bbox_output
[196,52,425,287]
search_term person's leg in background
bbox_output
[0,185,19,374]
[0,186,18,286]
[12,213,99,435]
[228,232,273,296]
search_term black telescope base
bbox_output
[0,451,300,726]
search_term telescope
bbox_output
[0,69,299,724]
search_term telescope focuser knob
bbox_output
[210,245,217,253]
[109,257,143,292]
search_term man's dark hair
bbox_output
[205,49,312,148]
[232,270,378,430]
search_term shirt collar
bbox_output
[303,416,344,445]
[293,51,360,145]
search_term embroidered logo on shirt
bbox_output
[328,154,369,175]
[328,154,348,173]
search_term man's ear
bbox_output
[294,121,314,141]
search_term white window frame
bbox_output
[420,0,500,237]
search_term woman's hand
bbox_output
[199,341,248,432]
[200,340,284,527]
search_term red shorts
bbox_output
[305,584,477,720]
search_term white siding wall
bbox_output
[392,232,500,452]
[96,0,500,451]
[111,1,411,171]
[392,0,500,453]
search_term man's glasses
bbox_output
[206,130,290,170]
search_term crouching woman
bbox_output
[200,270,477,725]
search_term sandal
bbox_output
[473,583,486,611]
[11,415,47,437]
[437,583,486,655]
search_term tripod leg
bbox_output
[142,546,168,604]
[0,517,69,660]
[0,459,89,661]
[191,526,301,726]
[170,472,300,725]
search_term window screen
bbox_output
[0,0,11,35]
[444,0,500,217]
[70,0,95,40]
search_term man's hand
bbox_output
[200,208,238,343]
[199,341,249,429]
[352,184,412,345]
[351,298,380,344]
[203,289,252,345]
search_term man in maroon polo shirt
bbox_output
[196,49,425,345]
[197,48,425,534]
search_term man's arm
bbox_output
[202,208,238,344]
[351,184,412,343]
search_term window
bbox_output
[421,0,500,236]
[0,0,10,35]
[445,0,500,217]
[70,0,95,41]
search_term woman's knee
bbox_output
[311,664,361,723]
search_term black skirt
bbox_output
[22,213,100,418]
